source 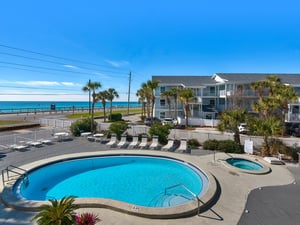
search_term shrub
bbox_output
[217,140,243,153]
[32,196,78,225]
[109,121,128,140]
[202,139,219,150]
[70,117,97,136]
[75,212,101,225]
[109,113,122,122]
[188,138,200,149]
[149,124,171,145]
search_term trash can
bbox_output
[50,103,56,110]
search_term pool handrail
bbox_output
[164,183,201,215]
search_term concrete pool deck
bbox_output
[0,137,297,225]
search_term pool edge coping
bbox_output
[0,150,218,219]
[220,154,271,175]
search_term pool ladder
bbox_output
[165,183,201,215]
[1,165,29,187]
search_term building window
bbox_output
[160,87,166,93]
[160,112,166,118]
[160,99,166,106]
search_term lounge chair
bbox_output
[26,140,43,147]
[138,135,148,149]
[149,135,160,150]
[8,144,29,151]
[263,157,285,165]
[38,139,53,145]
[106,134,117,147]
[162,139,174,151]
[117,135,128,148]
[128,136,139,149]
[175,139,189,153]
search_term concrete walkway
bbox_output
[0,136,297,225]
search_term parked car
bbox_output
[286,123,300,137]
[162,118,178,126]
[238,123,248,134]
[144,117,161,126]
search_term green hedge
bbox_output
[202,139,243,153]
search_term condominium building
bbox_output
[153,73,300,123]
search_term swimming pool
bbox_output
[225,157,270,174]
[14,155,209,208]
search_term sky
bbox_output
[1,0,300,101]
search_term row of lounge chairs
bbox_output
[106,134,189,152]
[3,132,71,151]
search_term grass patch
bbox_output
[67,109,142,119]
[0,120,24,126]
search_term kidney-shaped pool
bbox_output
[14,155,210,209]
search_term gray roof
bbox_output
[153,73,300,87]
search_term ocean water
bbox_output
[0,101,141,113]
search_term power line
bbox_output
[0,43,128,71]
[0,85,80,92]
[0,51,129,75]
[0,60,129,77]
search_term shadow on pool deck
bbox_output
[238,166,300,225]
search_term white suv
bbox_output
[162,118,178,126]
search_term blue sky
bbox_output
[0,0,300,101]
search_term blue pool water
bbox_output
[15,155,209,208]
[226,158,263,171]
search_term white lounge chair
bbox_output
[26,140,43,147]
[38,139,53,145]
[117,135,128,148]
[138,135,148,149]
[106,134,117,147]
[176,139,188,153]
[8,144,29,151]
[162,139,174,151]
[128,136,139,149]
[149,135,160,150]
[263,157,285,165]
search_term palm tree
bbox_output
[276,84,298,135]
[97,90,109,122]
[170,87,180,119]
[179,88,196,127]
[32,196,78,225]
[136,88,147,119]
[141,82,152,118]
[217,109,248,145]
[82,81,101,132]
[161,90,172,117]
[107,88,119,121]
[248,116,282,156]
[141,80,160,119]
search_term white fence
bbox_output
[39,118,72,129]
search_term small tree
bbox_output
[70,117,97,136]
[32,196,78,225]
[248,116,282,156]
[149,123,171,145]
[109,121,128,140]
[217,109,248,145]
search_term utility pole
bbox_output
[127,71,131,115]
[88,79,91,115]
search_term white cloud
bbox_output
[63,64,80,69]
[105,60,130,68]
[61,82,79,86]
[16,81,60,86]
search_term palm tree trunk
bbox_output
[110,100,113,120]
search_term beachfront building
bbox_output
[152,73,300,126]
